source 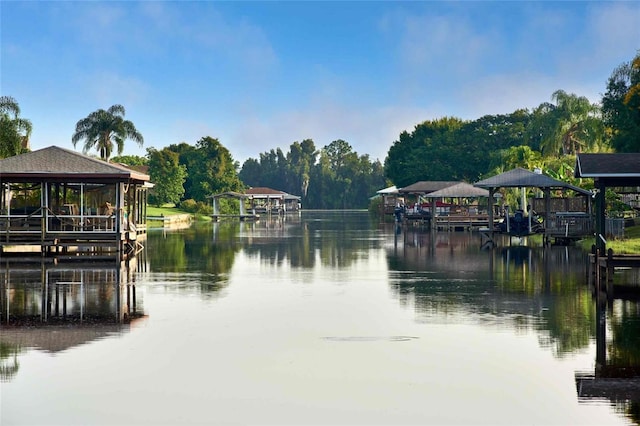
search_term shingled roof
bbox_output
[0,146,149,182]
[576,153,640,178]
[474,167,590,195]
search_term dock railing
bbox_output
[545,212,593,238]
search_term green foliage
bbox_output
[167,137,244,202]
[605,189,630,216]
[385,113,532,187]
[111,155,148,166]
[179,199,199,213]
[148,147,187,206]
[602,51,640,152]
[239,139,384,209]
[0,96,32,159]
[71,104,144,161]
[526,90,606,157]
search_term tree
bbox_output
[602,52,640,152]
[0,96,32,158]
[528,90,605,157]
[72,104,144,161]
[111,155,148,166]
[147,147,187,206]
[186,136,244,201]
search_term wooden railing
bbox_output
[546,213,593,237]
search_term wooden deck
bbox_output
[434,214,490,231]
[588,248,640,300]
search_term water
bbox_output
[1,210,638,425]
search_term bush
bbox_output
[179,199,198,213]
[196,201,212,215]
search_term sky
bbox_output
[1,1,639,165]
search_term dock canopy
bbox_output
[398,181,461,195]
[376,185,399,195]
[474,167,590,195]
[575,153,640,187]
[474,167,592,243]
[575,153,640,251]
[423,182,490,198]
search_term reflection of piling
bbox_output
[588,245,640,302]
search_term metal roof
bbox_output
[423,182,491,198]
[245,187,301,200]
[474,167,591,195]
[0,146,149,182]
[398,181,461,194]
[376,185,399,195]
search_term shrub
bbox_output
[180,199,198,213]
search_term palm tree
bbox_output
[531,90,606,157]
[72,104,144,161]
[0,96,33,158]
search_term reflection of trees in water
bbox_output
[238,212,383,269]
[609,301,640,368]
[147,223,240,275]
[144,213,385,297]
[386,229,595,356]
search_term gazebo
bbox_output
[0,146,150,255]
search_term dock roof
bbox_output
[0,146,149,183]
[575,153,640,186]
[474,167,590,195]
[398,181,461,194]
[423,182,491,198]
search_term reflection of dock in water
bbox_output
[0,257,146,382]
[0,257,145,338]
[575,291,640,417]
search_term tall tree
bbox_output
[384,117,465,187]
[0,96,32,158]
[529,90,605,157]
[72,104,144,161]
[147,147,187,206]
[187,136,244,201]
[602,52,640,152]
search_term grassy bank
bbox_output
[147,205,211,223]
[577,223,640,254]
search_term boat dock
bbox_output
[210,213,260,222]
[589,248,640,300]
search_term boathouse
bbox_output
[575,153,640,252]
[422,182,493,230]
[245,187,301,214]
[209,187,301,221]
[474,167,592,243]
[0,146,150,255]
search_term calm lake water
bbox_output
[2,210,639,425]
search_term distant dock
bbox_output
[210,213,260,222]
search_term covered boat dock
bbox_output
[0,146,150,256]
[474,167,592,244]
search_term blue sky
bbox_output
[2,1,639,165]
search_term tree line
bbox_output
[1,52,638,210]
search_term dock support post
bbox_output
[606,248,614,299]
